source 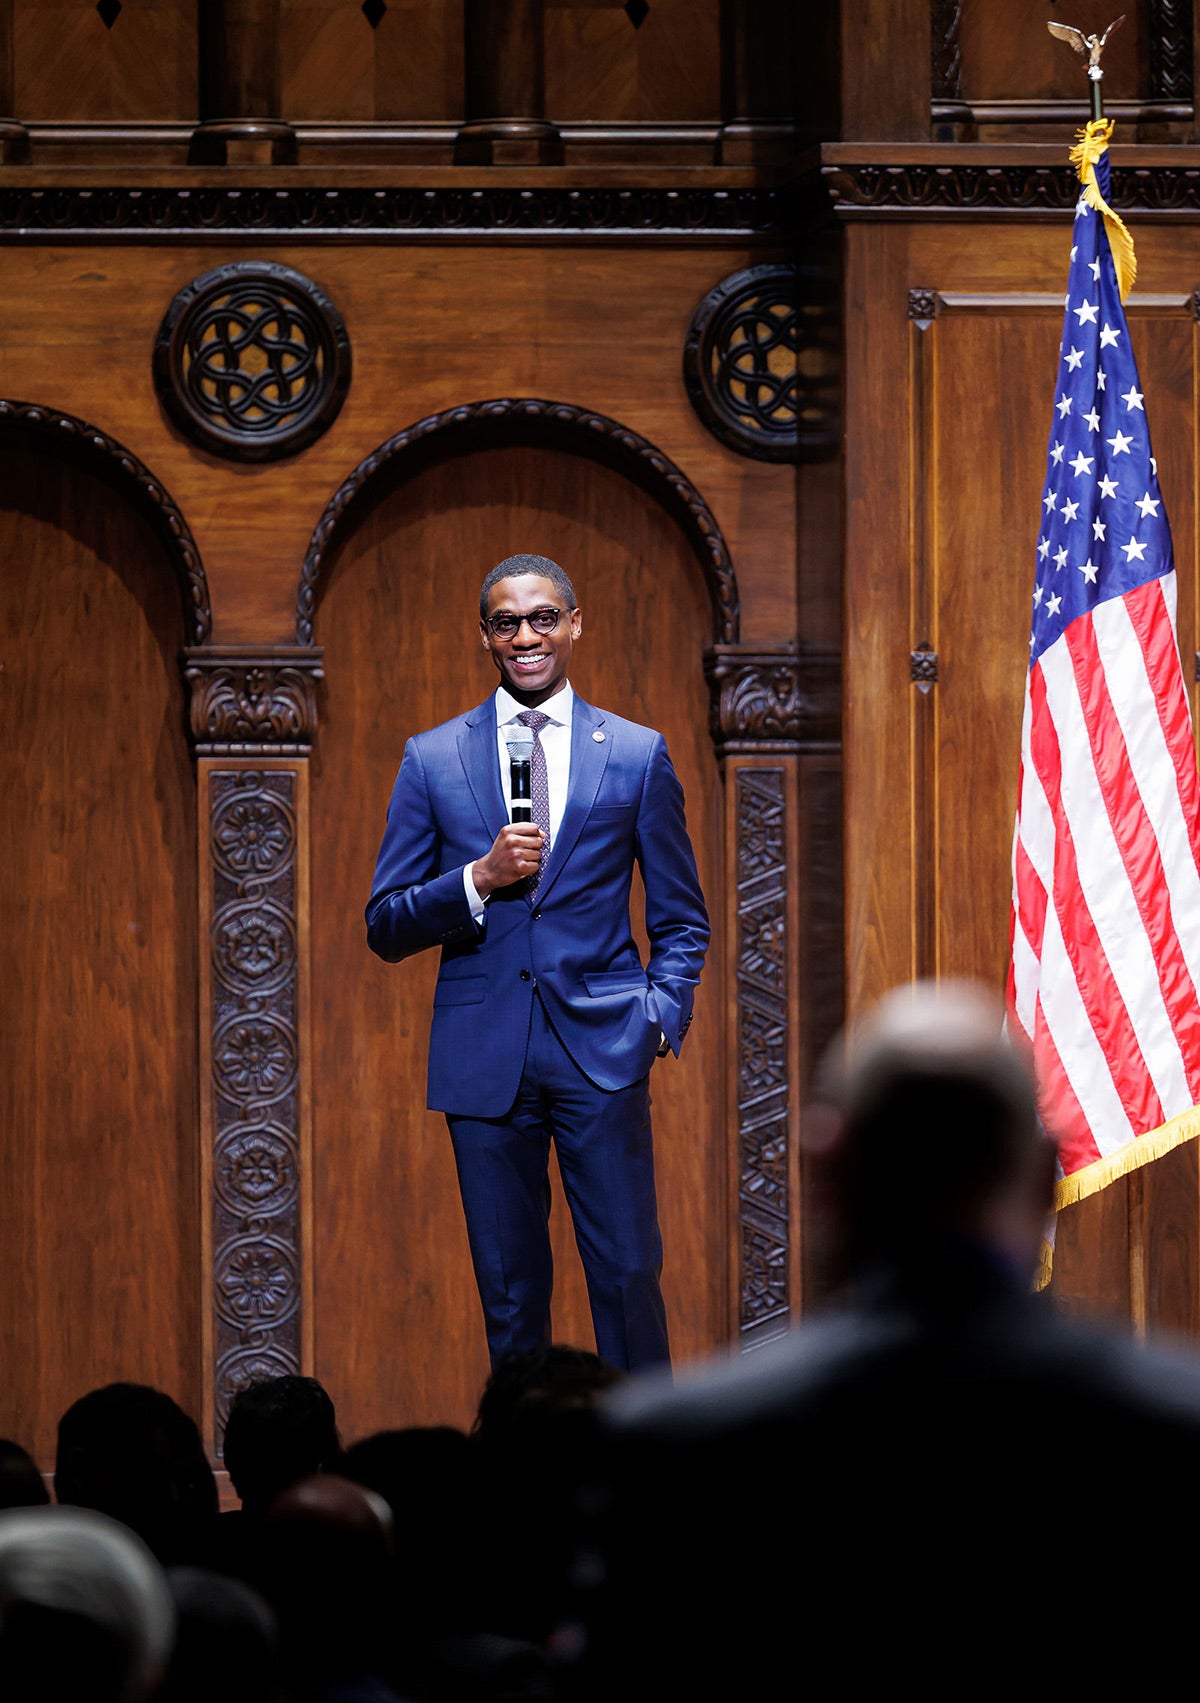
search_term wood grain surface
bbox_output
[0,446,200,1461]
[844,215,1200,1337]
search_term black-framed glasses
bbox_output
[484,606,564,639]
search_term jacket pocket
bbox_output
[433,976,487,1006]
[583,968,648,995]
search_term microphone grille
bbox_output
[505,731,535,761]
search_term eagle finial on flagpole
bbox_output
[1047,15,1126,120]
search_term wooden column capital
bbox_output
[704,647,840,757]
[184,648,325,755]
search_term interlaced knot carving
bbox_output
[712,287,797,437]
[683,264,830,463]
[186,284,321,434]
[154,262,352,463]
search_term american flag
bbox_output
[1008,137,1200,1209]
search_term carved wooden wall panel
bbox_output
[12,0,197,121]
[844,218,1200,1337]
[0,242,793,647]
[956,0,1144,105]
[306,442,727,1433]
[0,149,801,1465]
[280,0,464,122]
[932,0,1192,138]
[0,444,200,1460]
[544,0,720,122]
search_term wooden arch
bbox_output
[295,397,739,646]
[0,399,211,645]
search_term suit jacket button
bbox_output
[520,969,531,981]
[532,910,541,920]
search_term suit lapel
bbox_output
[537,696,610,904]
[459,697,507,842]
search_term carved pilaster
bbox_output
[930,1,963,102]
[705,647,839,757]
[185,648,324,755]
[708,655,804,1345]
[735,767,791,1346]
[186,646,320,1450]
[202,766,307,1445]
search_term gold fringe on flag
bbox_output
[1034,1102,1200,1291]
[1069,117,1137,302]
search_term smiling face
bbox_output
[480,573,582,706]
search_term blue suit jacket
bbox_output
[366,691,710,1118]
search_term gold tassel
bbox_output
[1068,117,1137,302]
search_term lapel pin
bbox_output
[593,729,606,742]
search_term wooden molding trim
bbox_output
[0,181,791,241]
[824,158,1200,219]
[184,649,325,755]
[0,398,210,643]
[297,397,741,647]
[704,647,839,756]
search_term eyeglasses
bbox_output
[484,606,565,639]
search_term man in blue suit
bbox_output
[366,554,709,1372]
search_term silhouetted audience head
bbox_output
[159,1567,281,1703]
[0,1505,174,1703]
[252,1474,397,1699]
[0,1440,48,1510]
[55,1384,218,1566]
[223,1375,339,1517]
[339,1426,481,1631]
[472,1348,622,1646]
[472,1346,621,1458]
[810,979,1054,1280]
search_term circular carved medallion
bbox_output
[215,1123,299,1219]
[153,262,352,462]
[683,264,808,463]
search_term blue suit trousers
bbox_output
[446,994,670,1372]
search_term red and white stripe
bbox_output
[1008,573,1200,1178]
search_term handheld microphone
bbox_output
[505,731,534,824]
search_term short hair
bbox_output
[479,554,577,620]
[55,1384,217,1564]
[222,1376,339,1514]
[0,1505,175,1702]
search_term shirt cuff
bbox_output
[463,863,487,923]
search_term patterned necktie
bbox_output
[517,709,551,895]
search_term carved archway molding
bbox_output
[0,399,211,645]
[295,396,740,648]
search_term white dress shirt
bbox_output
[462,681,575,918]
